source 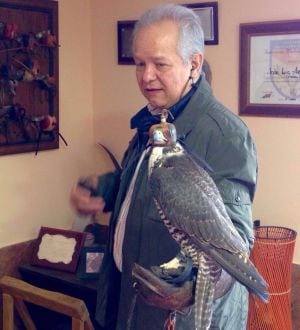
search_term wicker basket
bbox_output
[247,226,297,330]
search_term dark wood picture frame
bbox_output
[117,20,136,64]
[117,2,218,65]
[31,227,86,273]
[184,2,218,45]
[239,20,300,117]
[77,245,105,279]
[0,0,59,155]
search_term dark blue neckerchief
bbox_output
[130,79,200,147]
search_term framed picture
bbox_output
[117,20,136,64]
[117,2,218,65]
[184,2,218,45]
[77,245,105,279]
[31,227,86,272]
[239,20,300,117]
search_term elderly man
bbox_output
[71,4,257,329]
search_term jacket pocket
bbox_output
[217,180,251,206]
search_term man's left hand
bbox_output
[132,263,194,311]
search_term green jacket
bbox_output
[95,76,257,330]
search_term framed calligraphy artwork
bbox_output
[239,20,300,117]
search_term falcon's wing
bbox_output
[149,149,269,303]
[150,151,248,255]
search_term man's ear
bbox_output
[190,54,204,76]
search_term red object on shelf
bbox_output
[247,226,297,330]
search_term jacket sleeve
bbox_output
[208,131,257,251]
[95,171,121,213]
[94,134,139,213]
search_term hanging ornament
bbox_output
[32,115,68,155]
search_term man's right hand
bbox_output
[70,183,105,215]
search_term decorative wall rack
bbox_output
[0,0,60,155]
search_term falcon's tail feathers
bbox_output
[194,255,215,330]
[205,245,269,303]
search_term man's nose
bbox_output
[142,65,156,82]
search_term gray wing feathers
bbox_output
[150,152,247,254]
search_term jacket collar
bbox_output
[130,79,198,131]
[174,74,213,140]
[130,73,213,140]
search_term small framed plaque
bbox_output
[31,226,86,272]
[77,245,105,279]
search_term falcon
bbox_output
[146,119,269,330]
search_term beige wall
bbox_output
[0,0,97,247]
[0,0,299,264]
[91,0,300,263]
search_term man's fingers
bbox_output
[70,184,105,215]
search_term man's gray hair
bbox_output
[133,4,204,65]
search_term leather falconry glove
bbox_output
[132,263,194,311]
[132,253,234,311]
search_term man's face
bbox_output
[133,20,192,110]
